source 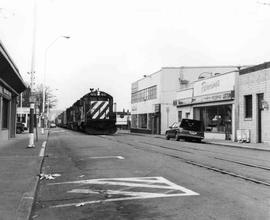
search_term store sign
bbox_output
[192,91,234,104]
[173,98,193,106]
[154,104,160,113]
[194,72,235,96]
[3,88,11,96]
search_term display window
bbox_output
[195,104,232,134]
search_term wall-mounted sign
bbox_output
[154,104,160,113]
[173,98,193,107]
[0,87,12,99]
[193,72,235,96]
[192,91,234,104]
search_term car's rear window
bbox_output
[180,119,203,131]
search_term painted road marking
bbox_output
[81,156,124,160]
[39,141,47,157]
[49,176,199,208]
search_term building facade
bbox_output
[238,62,270,143]
[0,41,26,140]
[131,66,240,135]
[175,71,236,140]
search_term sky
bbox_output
[0,0,270,111]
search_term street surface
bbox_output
[32,128,270,220]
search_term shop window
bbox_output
[139,114,147,129]
[195,104,232,134]
[2,98,9,129]
[131,114,137,128]
[245,95,252,118]
[178,111,182,122]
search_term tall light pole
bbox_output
[41,35,70,134]
[28,0,37,148]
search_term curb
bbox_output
[127,132,270,152]
[204,141,270,152]
[16,132,48,220]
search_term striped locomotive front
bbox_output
[88,100,110,119]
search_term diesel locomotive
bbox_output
[57,89,117,134]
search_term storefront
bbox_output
[192,72,236,140]
[174,71,236,140]
[0,41,26,140]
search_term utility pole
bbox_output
[28,0,37,148]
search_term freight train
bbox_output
[57,89,117,134]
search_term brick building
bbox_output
[238,62,270,143]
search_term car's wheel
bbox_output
[165,133,170,140]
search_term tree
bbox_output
[18,84,58,115]
[34,84,57,115]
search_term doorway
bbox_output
[257,93,264,143]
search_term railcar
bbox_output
[58,89,117,134]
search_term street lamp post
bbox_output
[28,0,37,148]
[41,35,70,134]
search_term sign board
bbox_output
[193,72,235,97]
[176,88,193,100]
[174,98,193,106]
[192,91,234,104]
[3,88,11,97]
[154,104,160,113]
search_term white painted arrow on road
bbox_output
[49,176,199,208]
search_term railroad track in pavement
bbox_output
[98,135,270,187]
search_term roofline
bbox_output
[161,65,251,69]
[132,65,252,84]
[239,61,270,75]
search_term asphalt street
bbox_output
[31,128,270,220]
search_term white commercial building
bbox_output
[175,71,236,140]
[131,66,240,135]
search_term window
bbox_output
[131,86,157,103]
[138,114,147,128]
[245,95,252,118]
[194,104,232,133]
[186,112,190,119]
[2,98,9,129]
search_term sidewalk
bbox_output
[0,129,48,220]
[118,130,270,152]
[203,138,270,151]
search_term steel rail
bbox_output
[98,136,270,187]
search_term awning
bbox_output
[0,41,26,95]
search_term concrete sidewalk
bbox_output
[0,129,48,220]
[118,130,270,152]
[203,138,270,151]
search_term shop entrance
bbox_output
[194,104,232,140]
[257,93,264,143]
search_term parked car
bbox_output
[50,122,56,128]
[165,119,204,142]
[16,122,25,134]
